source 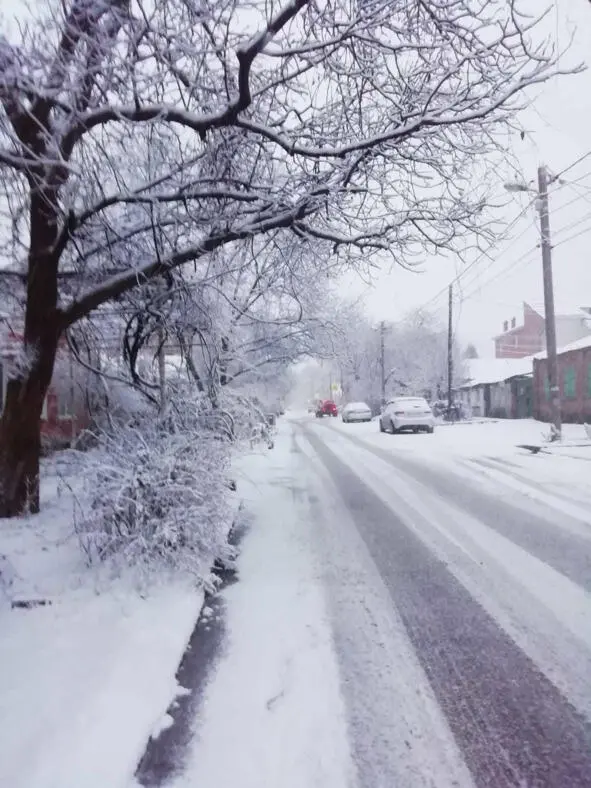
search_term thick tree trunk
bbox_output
[0,324,60,515]
[0,191,62,517]
[0,369,51,516]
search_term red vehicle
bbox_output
[315,399,338,418]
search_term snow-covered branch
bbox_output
[61,197,320,325]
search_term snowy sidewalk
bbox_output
[167,428,354,788]
[0,460,205,788]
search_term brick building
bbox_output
[0,330,91,446]
[495,303,591,360]
[494,303,545,359]
[533,336,591,423]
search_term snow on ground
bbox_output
[169,425,355,788]
[331,416,590,459]
[321,416,591,512]
[0,456,204,788]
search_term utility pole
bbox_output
[380,320,386,405]
[447,284,453,415]
[158,325,166,416]
[69,345,76,444]
[504,165,562,438]
[538,164,561,439]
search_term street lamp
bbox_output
[503,166,561,439]
[504,181,532,193]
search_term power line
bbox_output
[545,208,591,239]
[454,179,591,305]
[393,168,591,326]
[463,201,591,299]
[553,222,591,250]
[553,151,591,182]
[415,173,591,315]
[461,247,539,302]
[416,198,537,313]
[562,170,591,190]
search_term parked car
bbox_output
[341,401,372,423]
[379,396,435,434]
[316,400,338,418]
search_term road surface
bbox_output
[295,417,591,788]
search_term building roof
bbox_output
[459,356,533,388]
[533,305,591,320]
[534,333,591,360]
[493,304,591,340]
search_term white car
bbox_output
[341,401,372,423]
[379,397,435,434]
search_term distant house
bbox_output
[0,330,91,445]
[458,357,533,419]
[494,303,591,360]
[533,335,591,424]
[494,303,545,359]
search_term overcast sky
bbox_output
[353,0,591,356]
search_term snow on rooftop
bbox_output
[534,333,591,360]
[533,304,591,320]
[459,357,533,387]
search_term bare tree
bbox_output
[0,0,563,513]
[334,305,458,407]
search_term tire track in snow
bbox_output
[293,431,475,788]
[325,424,591,591]
[302,426,591,788]
[312,426,591,722]
[459,456,591,530]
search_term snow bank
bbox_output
[0,458,204,788]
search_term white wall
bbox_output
[555,316,591,350]
[459,386,484,416]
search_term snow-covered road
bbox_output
[170,416,591,788]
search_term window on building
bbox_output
[544,375,550,401]
[563,366,576,400]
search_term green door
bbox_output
[515,377,533,419]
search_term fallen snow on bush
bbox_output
[74,413,235,586]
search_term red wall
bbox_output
[495,305,545,359]
[533,346,591,423]
[41,390,91,442]
[1,333,91,443]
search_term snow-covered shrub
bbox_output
[215,387,276,448]
[74,394,235,583]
